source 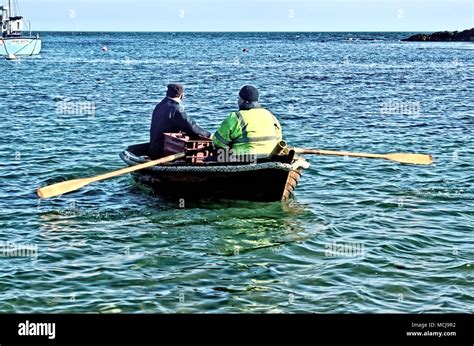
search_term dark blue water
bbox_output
[0,32,473,313]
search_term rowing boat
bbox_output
[119,141,310,202]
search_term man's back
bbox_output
[212,107,282,157]
[150,97,210,159]
[212,86,283,159]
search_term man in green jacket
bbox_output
[212,85,282,162]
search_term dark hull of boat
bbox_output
[120,144,309,202]
[130,167,303,202]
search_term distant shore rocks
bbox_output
[402,28,474,42]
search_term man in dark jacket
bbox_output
[150,84,211,159]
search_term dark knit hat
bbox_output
[239,85,259,102]
[167,83,184,97]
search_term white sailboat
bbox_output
[0,0,41,57]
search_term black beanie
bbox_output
[239,85,259,102]
[167,83,184,97]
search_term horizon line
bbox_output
[34,30,447,33]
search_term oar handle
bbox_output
[294,148,385,159]
[90,145,213,183]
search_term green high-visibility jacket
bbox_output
[212,108,283,156]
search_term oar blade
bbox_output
[386,153,433,165]
[36,178,91,199]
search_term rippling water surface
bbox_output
[0,32,473,313]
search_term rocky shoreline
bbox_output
[402,28,473,42]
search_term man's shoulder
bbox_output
[260,107,274,115]
[229,110,241,117]
[241,107,274,116]
[222,111,240,122]
[166,98,185,113]
[260,108,278,119]
[154,98,168,109]
[155,98,183,112]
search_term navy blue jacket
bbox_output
[150,98,211,158]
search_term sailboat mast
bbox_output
[7,0,12,35]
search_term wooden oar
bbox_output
[293,148,433,165]
[37,152,187,199]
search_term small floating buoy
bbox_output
[6,53,17,61]
[101,45,108,52]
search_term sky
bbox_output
[13,0,474,32]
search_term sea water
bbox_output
[0,32,472,313]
